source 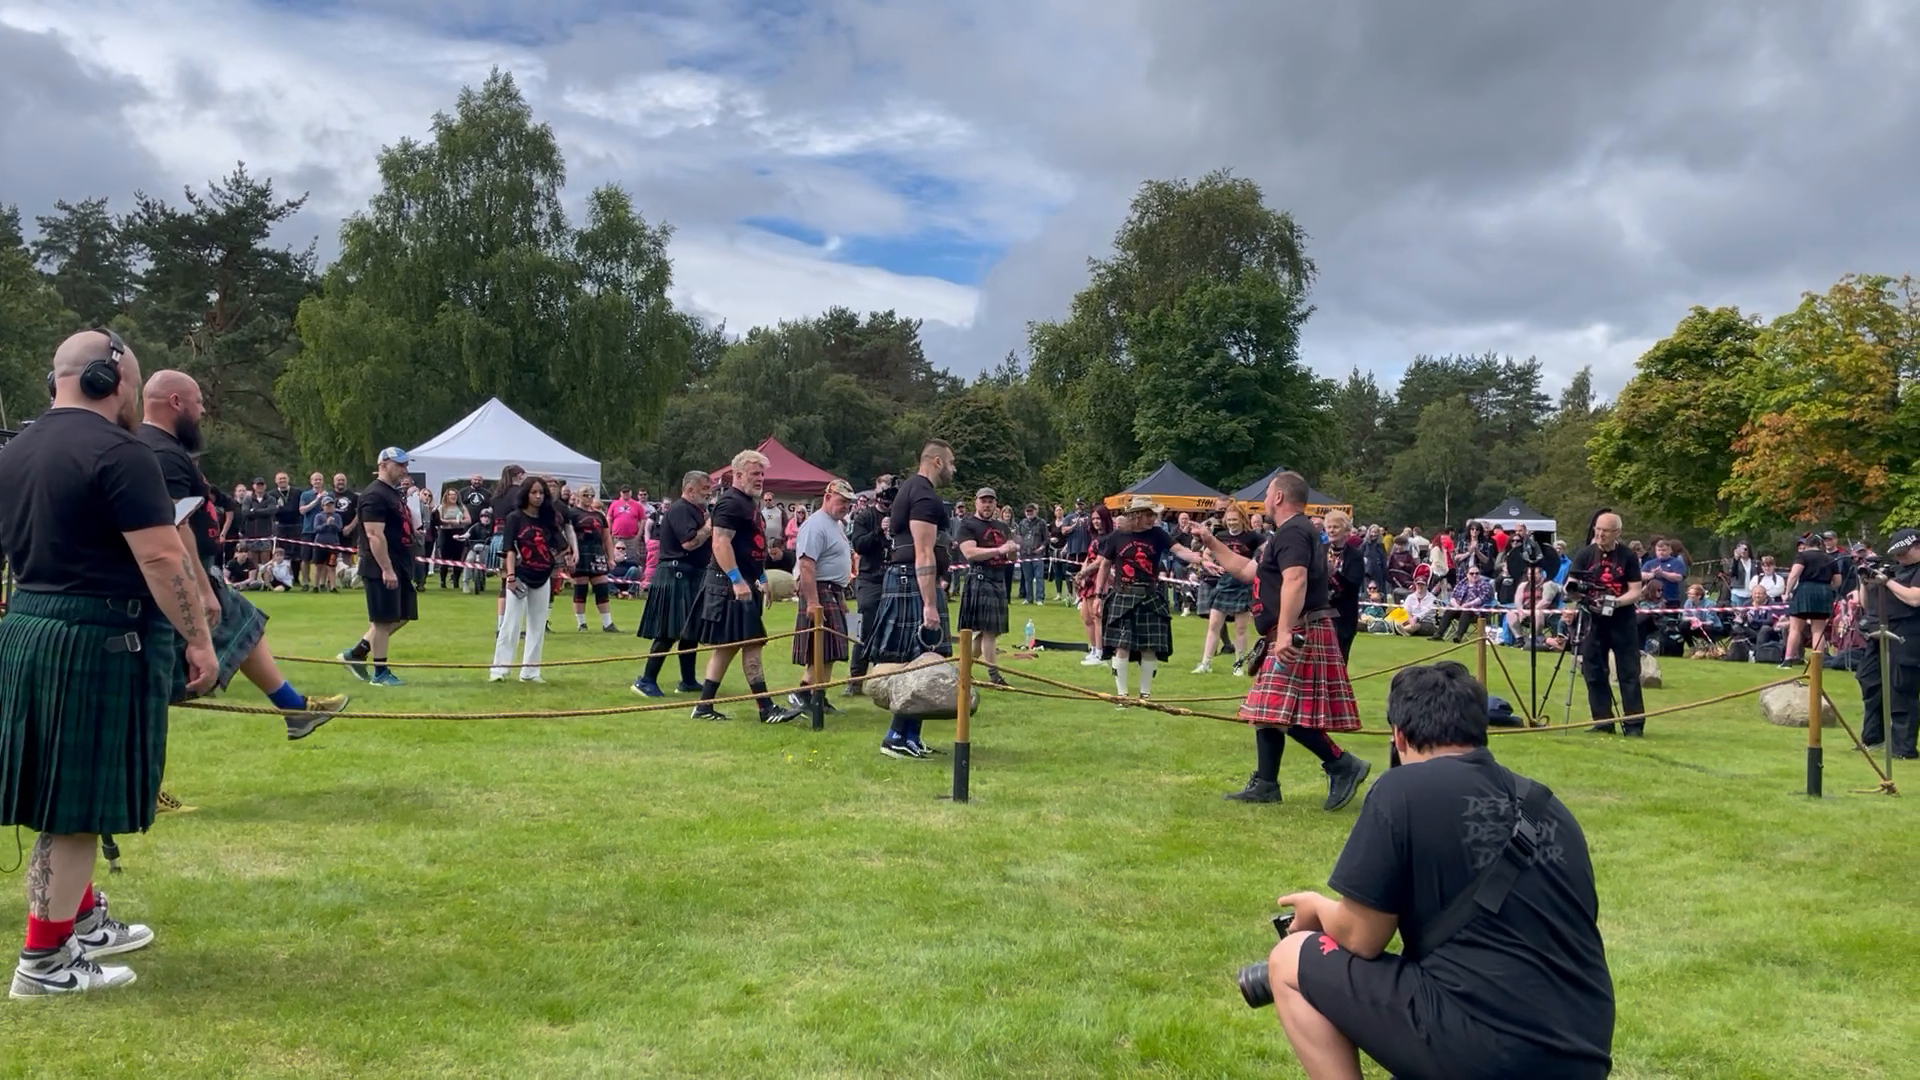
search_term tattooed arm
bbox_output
[126,524,217,694]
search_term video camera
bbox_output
[1562,569,1620,616]
[1857,555,1893,582]
[1236,912,1296,1009]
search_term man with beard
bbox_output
[0,330,217,997]
[269,471,304,591]
[956,487,1021,686]
[864,441,959,758]
[633,471,713,697]
[690,450,779,722]
[328,472,360,573]
[1568,511,1648,736]
[337,449,418,687]
[844,475,895,696]
[138,372,348,739]
[773,478,858,723]
[1087,495,1210,703]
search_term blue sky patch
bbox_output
[744,215,1002,284]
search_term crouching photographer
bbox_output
[1241,661,1615,1079]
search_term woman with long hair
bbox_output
[435,487,469,589]
[1192,505,1258,674]
[1072,505,1115,666]
[493,477,564,683]
[489,464,528,627]
[569,486,617,633]
[1781,534,1841,667]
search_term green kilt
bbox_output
[171,576,267,703]
[0,592,174,835]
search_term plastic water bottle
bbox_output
[1024,618,1036,649]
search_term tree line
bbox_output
[2,67,1911,551]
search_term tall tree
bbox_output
[1388,395,1481,526]
[818,307,958,406]
[0,206,79,428]
[937,389,1033,506]
[31,197,134,326]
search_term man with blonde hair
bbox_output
[690,449,778,721]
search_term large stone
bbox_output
[1759,683,1840,728]
[765,569,796,602]
[864,652,980,718]
[1608,651,1663,690]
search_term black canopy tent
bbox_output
[1104,461,1227,512]
[1232,467,1350,515]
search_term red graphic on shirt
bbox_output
[1594,551,1628,596]
[980,522,1010,566]
[515,521,554,575]
[750,508,767,563]
[1318,935,1340,956]
[1113,536,1159,583]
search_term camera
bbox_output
[1242,631,1309,677]
[1236,912,1296,1009]
[1858,556,1893,582]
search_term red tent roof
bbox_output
[711,437,839,497]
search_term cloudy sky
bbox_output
[3,0,1915,395]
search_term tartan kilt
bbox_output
[640,559,703,641]
[1239,619,1361,731]
[1209,576,1253,616]
[1102,582,1174,661]
[173,576,267,702]
[0,592,174,835]
[958,567,1011,634]
[1789,582,1834,620]
[791,583,852,667]
[692,568,767,646]
[866,564,952,665]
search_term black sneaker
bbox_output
[602,624,620,633]
[763,706,803,724]
[1322,753,1372,811]
[908,740,944,756]
[1588,722,1616,734]
[1622,725,1644,738]
[1224,773,1281,803]
[673,682,702,694]
[880,737,922,759]
[691,706,730,721]
[632,679,664,698]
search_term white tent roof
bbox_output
[1469,496,1556,535]
[407,398,600,494]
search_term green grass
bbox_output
[1,590,1915,1078]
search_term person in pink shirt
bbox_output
[643,532,661,589]
[608,486,646,546]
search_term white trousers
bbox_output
[492,581,552,679]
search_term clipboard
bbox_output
[174,496,204,526]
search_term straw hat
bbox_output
[1121,494,1162,515]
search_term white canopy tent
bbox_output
[1470,496,1556,535]
[407,398,601,495]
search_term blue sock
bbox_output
[905,716,924,742]
[887,714,906,741]
[267,682,305,710]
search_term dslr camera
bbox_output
[1562,570,1617,615]
[1857,556,1893,582]
[1236,912,1297,1009]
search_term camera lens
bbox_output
[1237,962,1275,1009]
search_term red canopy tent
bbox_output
[710,437,839,498]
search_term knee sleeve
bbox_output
[593,583,609,605]
[574,582,590,604]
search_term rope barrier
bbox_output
[274,625,815,669]
[1140,637,1476,703]
[1814,689,1901,795]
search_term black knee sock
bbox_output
[1255,725,1285,782]
[678,646,697,687]
[698,679,720,705]
[643,638,672,682]
[1288,728,1342,765]
[748,678,773,714]
[349,638,371,661]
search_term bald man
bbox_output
[1565,511,1647,735]
[0,329,219,996]
[138,371,348,741]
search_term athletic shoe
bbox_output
[1080,651,1104,667]
[1191,661,1212,674]
[1321,753,1372,812]
[577,624,589,633]
[156,790,182,813]
[880,738,922,759]
[1223,773,1281,803]
[632,679,664,698]
[9,939,136,998]
[369,671,405,688]
[72,892,153,959]
[691,706,730,721]
[520,675,546,684]
[788,692,838,714]
[1231,660,1245,677]
[490,673,506,682]
[764,706,802,724]
[286,693,349,740]
[909,740,944,756]
[602,624,620,633]
[337,650,369,682]
[673,681,702,694]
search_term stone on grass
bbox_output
[864,652,980,718]
[1759,683,1839,728]
[1608,651,1664,690]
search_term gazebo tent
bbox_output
[1233,467,1351,515]
[1471,497,1556,535]
[407,397,600,495]
[1103,461,1226,513]
[711,437,839,498]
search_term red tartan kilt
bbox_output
[1239,620,1361,730]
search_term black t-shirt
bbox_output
[1329,534,1366,617]
[504,509,563,588]
[657,497,710,566]
[958,514,1013,566]
[1329,748,1614,1071]
[0,409,174,598]
[1567,543,1640,616]
[1861,560,1920,629]
[490,487,521,536]
[330,487,359,530]
[710,486,766,580]
[887,474,951,565]
[573,508,609,557]
[358,479,414,571]
[136,423,221,565]
[1794,549,1837,590]
[460,484,491,519]
[1096,526,1174,586]
[1252,514,1329,635]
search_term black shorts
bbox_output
[364,573,418,625]
[1297,936,1609,1080]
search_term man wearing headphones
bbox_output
[0,330,218,996]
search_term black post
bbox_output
[952,740,971,803]
[810,688,824,732]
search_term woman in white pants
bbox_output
[493,478,571,682]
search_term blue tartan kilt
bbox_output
[173,575,267,702]
[866,564,952,664]
[1209,576,1253,616]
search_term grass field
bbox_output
[0,588,1915,1078]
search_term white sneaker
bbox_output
[9,938,136,998]
[1191,661,1212,674]
[520,675,546,684]
[72,891,153,959]
[1080,651,1104,667]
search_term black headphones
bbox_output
[47,328,127,401]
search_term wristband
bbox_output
[727,568,743,584]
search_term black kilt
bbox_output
[640,559,703,641]
[791,582,852,667]
[1789,582,1835,620]
[693,568,767,646]
[0,592,174,835]
[173,575,267,702]
[866,564,952,665]
[958,566,1011,634]
[1102,582,1175,661]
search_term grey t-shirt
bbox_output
[794,510,852,586]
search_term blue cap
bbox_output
[377,446,410,465]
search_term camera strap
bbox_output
[1405,770,1555,962]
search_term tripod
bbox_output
[1541,605,1618,727]
[1863,577,1902,780]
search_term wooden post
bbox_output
[809,608,826,731]
[954,629,973,803]
[1806,650,1824,797]
[1476,615,1488,688]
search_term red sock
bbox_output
[76,884,97,916]
[24,916,74,951]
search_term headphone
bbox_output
[47,328,127,401]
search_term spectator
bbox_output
[1681,583,1723,653]
[310,496,345,592]
[1400,578,1439,636]
[1434,564,1494,642]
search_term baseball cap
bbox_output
[377,446,410,465]
[1887,528,1918,556]
[976,487,997,500]
[251,476,265,485]
[1822,530,1838,540]
[826,479,855,499]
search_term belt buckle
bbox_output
[104,632,142,655]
